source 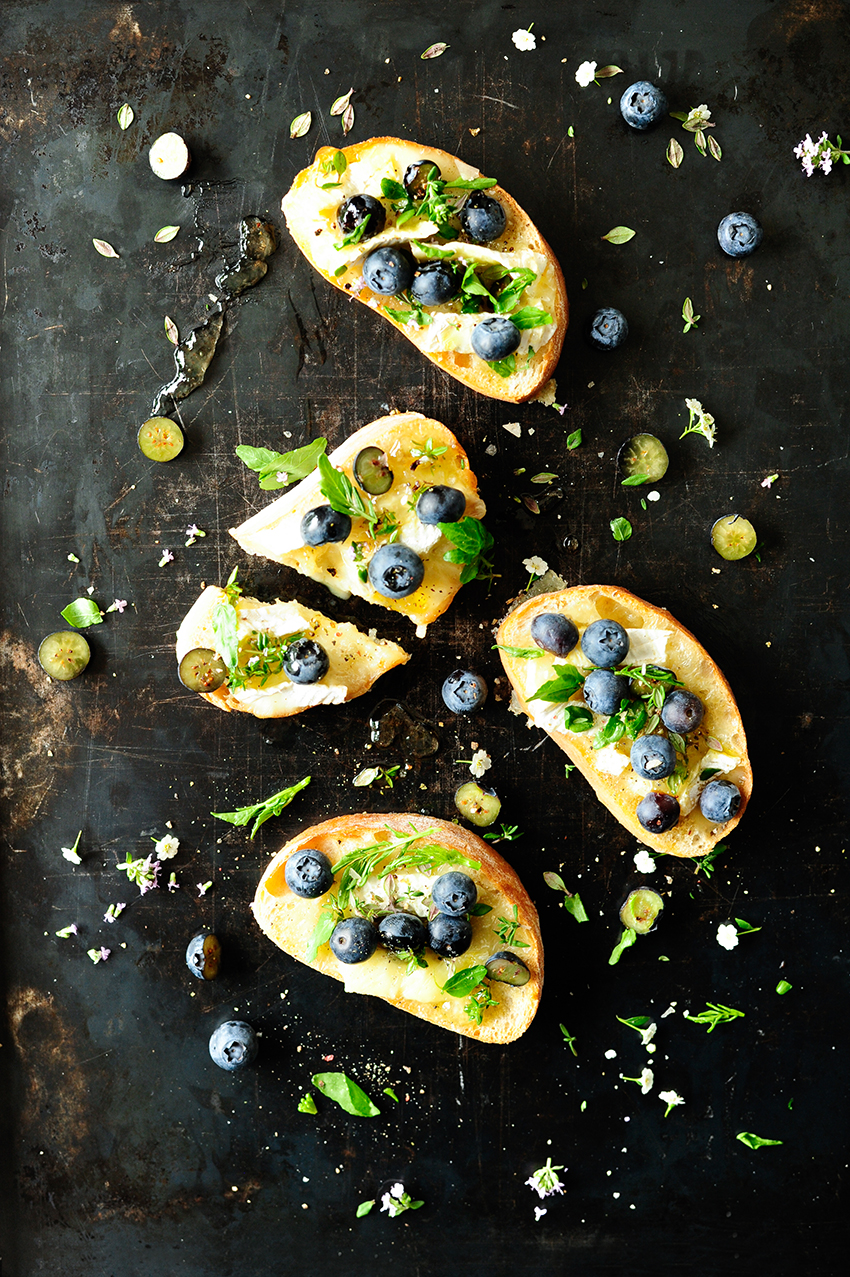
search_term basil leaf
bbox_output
[211,598,239,671]
[443,177,497,190]
[236,438,327,490]
[562,892,589,923]
[305,909,338,964]
[356,1200,375,1217]
[60,598,103,628]
[439,517,494,584]
[441,964,489,997]
[621,473,649,486]
[700,767,722,780]
[563,705,594,732]
[410,239,455,259]
[487,354,516,378]
[467,902,493,917]
[617,1015,652,1029]
[510,306,553,330]
[610,516,633,542]
[493,643,543,660]
[543,871,567,893]
[608,927,637,966]
[312,1071,380,1117]
[736,1132,783,1150]
[528,664,585,704]
[380,177,407,200]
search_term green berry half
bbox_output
[38,631,91,680]
[138,416,184,462]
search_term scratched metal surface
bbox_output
[1,0,849,1273]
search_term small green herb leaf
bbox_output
[566,429,582,450]
[610,516,633,541]
[117,103,134,130]
[560,1024,578,1055]
[734,917,762,935]
[297,1093,317,1114]
[312,1071,380,1117]
[683,1002,745,1033]
[356,1200,375,1217]
[60,598,103,628]
[737,1132,783,1150]
[438,517,495,585]
[164,315,179,344]
[596,65,624,78]
[329,89,354,117]
[510,306,553,330]
[608,928,637,965]
[92,238,119,258]
[382,1087,400,1102]
[211,775,311,839]
[529,663,585,704]
[441,964,489,998]
[543,871,566,893]
[290,111,312,138]
[421,42,449,59]
[493,643,543,660]
[154,225,180,244]
[341,104,355,135]
[708,135,722,161]
[602,226,636,244]
[776,979,792,995]
[562,892,589,923]
[236,437,327,490]
[621,473,649,486]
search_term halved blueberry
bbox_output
[403,159,441,198]
[185,930,221,980]
[416,485,466,524]
[485,951,530,986]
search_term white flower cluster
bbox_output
[526,1156,566,1198]
[154,834,180,861]
[794,132,834,177]
[575,60,597,87]
[512,28,536,52]
[469,749,492,779]
[716,922,739,950]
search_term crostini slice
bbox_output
[281,137,568,403]
[230,413,487,634]
[252,814,543,1044]
[497,585,752,857]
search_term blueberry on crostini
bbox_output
[185,930,222,980]
[209,1021,258,1071]
[630,734,677,780]
[441,669,488,713]
[581,619,630,668]
[367,544,425,599]
[587,307,628,351]
[300,504,352,546]
[337,194,386,239]
[428,912,473,958]
[636,792,681,833]
[283,638,330,685]
[485,951,530,986]
[660,688,704,734]
[284,848,334,898]
[619,81,668,130]
[717,212,763,258]
[330,916,378,964]
[699,779,742,823]
[362,246,415,294]
[470,316,521,362]
[354,446,393,495]
[431,870,478,916]
[378,912,427,954]
[410,261,461,306]
[583,669,631,717]
[403,159,441,198]
[530,612,579,656]
[416,484,466,524]
[459,191,507,243]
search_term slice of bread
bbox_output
[252,813,543,1044]
[497,585,752,857]
[282,137,568,403]
[230,412,486,634]
[175,586,409,718]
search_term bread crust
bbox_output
[497,586,752,857]
[282,137,568,403]
[252,813,543,1043]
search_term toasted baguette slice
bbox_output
[175,586,409,719]
[230,412,486,633]
[281,137,568,403]
[497,586,752,857]
[252,814,543,1044]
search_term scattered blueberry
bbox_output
[459,191,507,243]
[367,544,425,598]
[636,792,681,833]
[581,619,630,668]
[403,159,441,198]
[337,193,386,239]
[584,669,631,717]
[587,307,628,351]
[699,779,742,823]
[470,316,521,362]
[209,1020,258,1071]
[300,504,351,546]
[530,612,579,656]
[431,870,477,916]
[441,669,488,713]
[485,951,530,986]
[283,638,330,685]
[416,484,466,524]
[619,80,668,130]
[410,261,460,305]
[362,246,415,295]
[630,734,677,780]
[717,212,763,258]
[185,930,221,980]
[329,916,378,965]
[284,848,334,898]
[661,688,705,734]
[428,912,473,958]
[378,912,427,954]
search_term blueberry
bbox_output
[300,504,351,546]
[367,544,425,598]
[185,930,221,980]
[428,912,473,958]
[209,1020,258,1071]
[485,951,530,986]
[284,848,334,898]
[587,307,628,351]
[377,912,427,954]
[636,792,680,833]
[581,619,630,668]
[283,638,330,685]
[459,191,507,243]
[403,159,441,198]
[661,688,705,735]
[630,734,677,780]
[530,612,579,656]
[416,484,466,524]
[717,212,763,258]
[470,316,521,362]
[619,80,668,130]
[442,669,488,713]
[431,870,477,916]
[410,261,460,306]
[584,669,631,716]
[337,194,386,239]
[699,779,741,823]
[362,246,415,295]
[329,916,378,965]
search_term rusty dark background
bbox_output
[1,0,849,1273]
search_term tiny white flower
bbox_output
[525,1157,566,1198]
[575,60,597,88]
[158,548,174,567]
[717,922,739,950]
[640,1022,657,1048]
[761,473,779,489]
[61,831,83,865]
[276,471,289,483]
[639,1067,654,1093]
[604,1049,617,1059]
[185,524,206,547]
[106,598,128,613]
[512,27,536,52]
[197,880,212,896]
[469,749,492,779]
[534,1206,547,1221]
[522,555,549,577]
[633,848,656,874]
[659,1089,685,1116]
[153,833,180,861]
